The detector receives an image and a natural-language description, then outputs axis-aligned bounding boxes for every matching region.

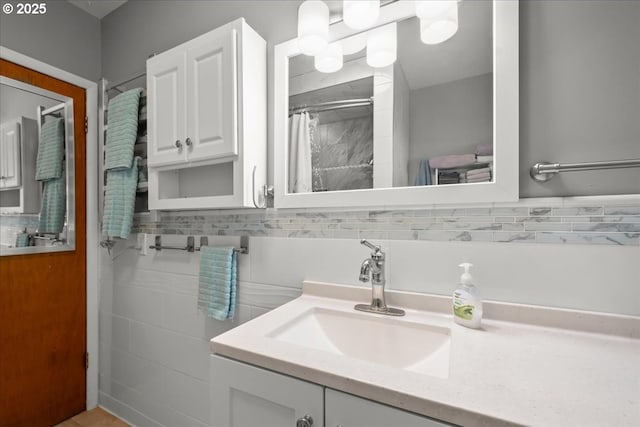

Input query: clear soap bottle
[453,263,483,329]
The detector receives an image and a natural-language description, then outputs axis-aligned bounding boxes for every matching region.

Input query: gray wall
[520,0,640,197]
[0,0,101,81]
[100,0,640,199]
[408,73,493,185]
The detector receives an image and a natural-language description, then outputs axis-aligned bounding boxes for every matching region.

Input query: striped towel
[38,170,66,234]
[35,117,64,181]
[105,88,143,170]
[466,167,492,177]
[102,157,139,239]
[198,246,237,321]
[15,232,31,247]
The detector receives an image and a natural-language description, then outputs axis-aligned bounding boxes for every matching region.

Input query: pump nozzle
[458,262,474,285]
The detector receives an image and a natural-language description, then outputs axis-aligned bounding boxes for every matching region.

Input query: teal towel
[35,117,64,181]
[38,170,66,234]
[414,159,432,186]
[198,246,237,321]
[105,88,143,170]
[102,157,139,239]
[15,232,31,247]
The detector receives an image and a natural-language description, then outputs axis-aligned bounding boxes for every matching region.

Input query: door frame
[0,46,100,410]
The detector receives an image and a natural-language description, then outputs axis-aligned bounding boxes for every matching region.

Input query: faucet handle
[360,239,381,254]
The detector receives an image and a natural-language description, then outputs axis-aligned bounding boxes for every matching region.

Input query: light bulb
[298,0,329,56]
[418,1,459,45]
[415,0,456,19]
[315,42,343,73]
[366,22,397,68]
[341,32,367,55]
[343,0,380,30]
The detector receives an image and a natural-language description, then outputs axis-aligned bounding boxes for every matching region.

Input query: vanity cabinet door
[147,49,186,167]
[326,388,454,427]
[211,355,324,427]
[0,121,21,189]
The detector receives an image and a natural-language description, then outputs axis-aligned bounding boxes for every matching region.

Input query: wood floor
[55,408,129,427]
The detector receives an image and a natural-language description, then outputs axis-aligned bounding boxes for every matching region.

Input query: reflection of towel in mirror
[466,172,491,183]
[466,167,491,177]
[414,159,432,186]
[198,246,237,321]
[38,169,66,234]
[429,154,475,169]
[105,88,143,170]
[15,232,31,247]
[35,117,64,181]
[102,157,139,239]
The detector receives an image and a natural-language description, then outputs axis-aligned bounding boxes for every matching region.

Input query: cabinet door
[185,28,238,163]
[147,50,186,167]
[0,121,21,189]
[211,355,324,427]
[326,388,453,427]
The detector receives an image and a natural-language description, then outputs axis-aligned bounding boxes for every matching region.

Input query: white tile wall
[99,231,639,426]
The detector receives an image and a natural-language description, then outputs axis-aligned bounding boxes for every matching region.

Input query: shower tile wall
[314,116,373,192]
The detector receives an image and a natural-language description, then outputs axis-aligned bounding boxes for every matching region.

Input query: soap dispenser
[453,263,483,329]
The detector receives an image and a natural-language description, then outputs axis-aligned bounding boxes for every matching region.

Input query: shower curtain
[288,112,312,193]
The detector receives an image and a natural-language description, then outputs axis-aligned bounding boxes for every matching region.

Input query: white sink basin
[268,307,451,378]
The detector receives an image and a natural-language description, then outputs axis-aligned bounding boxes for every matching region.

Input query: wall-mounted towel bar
[150,235,249,254]
[530,159,640,182]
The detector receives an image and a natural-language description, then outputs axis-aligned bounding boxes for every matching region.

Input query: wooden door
[0,59,87,427]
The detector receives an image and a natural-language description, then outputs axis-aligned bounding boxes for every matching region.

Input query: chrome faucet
[355,239,405,316]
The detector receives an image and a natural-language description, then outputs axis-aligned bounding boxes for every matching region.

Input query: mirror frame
[0,58,84,256]
[274,0,518,208]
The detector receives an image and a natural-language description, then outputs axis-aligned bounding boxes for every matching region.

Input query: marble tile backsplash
[133,202,640,246]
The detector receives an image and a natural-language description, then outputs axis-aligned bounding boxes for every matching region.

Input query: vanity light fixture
[315,41,344,73]
[366,22,397,68]
[298,0,463,73]
[298,0,330,56]
[343,0,380,30]
[416,0,460,45]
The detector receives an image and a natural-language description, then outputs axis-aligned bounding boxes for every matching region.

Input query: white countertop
[211,282,640,427]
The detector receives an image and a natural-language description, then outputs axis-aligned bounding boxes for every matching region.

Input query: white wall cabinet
[0,120,21,189]
[0,117,40,213]
[211,355,453,427]
[146,18,266,210]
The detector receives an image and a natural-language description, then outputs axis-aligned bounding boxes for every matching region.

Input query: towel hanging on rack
[197,246,237,321]
[104,88,144,170]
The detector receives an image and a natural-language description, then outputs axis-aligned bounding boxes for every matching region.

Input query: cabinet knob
[296,415,313,427]
[185,137,192,147]
[175,140,182,149]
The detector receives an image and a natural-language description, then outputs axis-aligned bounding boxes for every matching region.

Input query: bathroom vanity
[210,282,639,427]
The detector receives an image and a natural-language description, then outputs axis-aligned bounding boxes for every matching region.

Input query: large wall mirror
[0,61,79,255]
[274,0,518,208]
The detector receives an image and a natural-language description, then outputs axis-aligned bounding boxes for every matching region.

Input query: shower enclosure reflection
[0,76,75,254]
[287,1,493,194]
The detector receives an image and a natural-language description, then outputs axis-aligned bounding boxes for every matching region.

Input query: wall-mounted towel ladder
[149,235,249,254]
[530,159,640,182]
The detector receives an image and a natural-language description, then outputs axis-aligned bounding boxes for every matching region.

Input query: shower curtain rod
[289,98,373,115]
